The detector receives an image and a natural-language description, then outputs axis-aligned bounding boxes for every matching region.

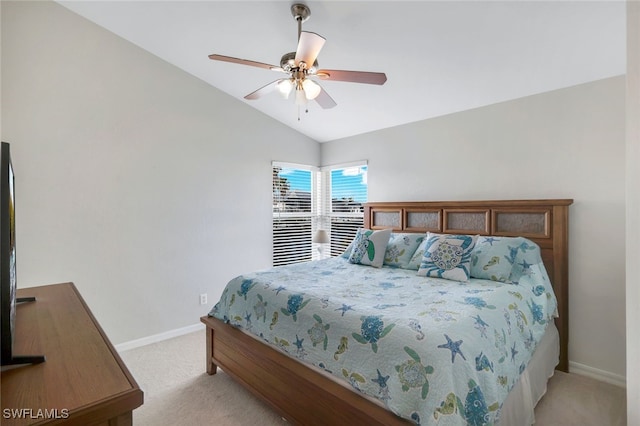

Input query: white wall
[1,1,319,344]
[626,1,639,422]
[322,76,627,382]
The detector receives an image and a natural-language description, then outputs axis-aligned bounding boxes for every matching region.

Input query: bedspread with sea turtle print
[209,254,557,425]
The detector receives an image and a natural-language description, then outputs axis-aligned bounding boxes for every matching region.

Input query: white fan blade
[244,80,285,100]
[314,87,337,109]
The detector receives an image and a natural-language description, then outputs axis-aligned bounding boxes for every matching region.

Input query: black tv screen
[0,142,17,365]
[1,142,44,366]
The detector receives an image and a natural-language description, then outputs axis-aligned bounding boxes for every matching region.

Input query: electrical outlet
[199,293,208,305]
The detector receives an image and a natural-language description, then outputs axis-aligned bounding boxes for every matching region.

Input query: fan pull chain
[296,106,310,121]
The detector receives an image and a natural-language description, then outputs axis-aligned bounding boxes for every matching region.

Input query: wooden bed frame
[201,199,573,425]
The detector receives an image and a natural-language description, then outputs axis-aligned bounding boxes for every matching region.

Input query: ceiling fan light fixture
[295,86,307,106]
[277,79,294,99]
[302,79,321,100]
[208,3,385,114]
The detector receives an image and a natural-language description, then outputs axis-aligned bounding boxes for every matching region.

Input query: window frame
[272,160,367,266]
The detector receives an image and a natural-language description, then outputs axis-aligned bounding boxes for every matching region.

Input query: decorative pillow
[383,233,425,268]
[417,233,477,281]
[405,237,431,270]
[507,238,542,283]
[340,239,355,259]
[348,228,392,268]
[470,236,531,282]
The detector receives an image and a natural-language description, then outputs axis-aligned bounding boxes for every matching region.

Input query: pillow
[348,228,392,268]
[340,239,355,259]
[405,237,431,270]
[470,236,530,282]
[507,238,542,283]
[417,233,477,281]
[383,233,425,268]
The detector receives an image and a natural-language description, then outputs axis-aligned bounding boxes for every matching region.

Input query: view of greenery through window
[272,164,367,266]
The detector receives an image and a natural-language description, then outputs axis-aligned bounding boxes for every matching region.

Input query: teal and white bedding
[209,253,557,425]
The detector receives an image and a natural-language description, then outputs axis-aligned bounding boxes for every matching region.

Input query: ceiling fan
[208,3,387,114]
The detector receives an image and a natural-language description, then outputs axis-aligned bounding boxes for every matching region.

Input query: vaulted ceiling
[57,1,626,142]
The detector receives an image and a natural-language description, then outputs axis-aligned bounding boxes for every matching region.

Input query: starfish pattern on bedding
[481,237,499,246]
[438,334,466,363]
[372,369,390,388]
[511,342,519,362]
[335,304,354,316]
[518,259,532,271]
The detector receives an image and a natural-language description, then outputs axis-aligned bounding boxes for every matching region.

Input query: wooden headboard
[364,199,573,372]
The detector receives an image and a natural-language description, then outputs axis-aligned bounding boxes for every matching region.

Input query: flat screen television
[0,142,45,366]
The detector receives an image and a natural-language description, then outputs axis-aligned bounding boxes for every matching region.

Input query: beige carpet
[119,330,626,426]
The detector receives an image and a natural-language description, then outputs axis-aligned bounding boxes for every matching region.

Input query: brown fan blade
[316,69,387,85]
[314,87,337,109]
[294,32,326,69]
[209,54,283,72]
[244,80,285,100]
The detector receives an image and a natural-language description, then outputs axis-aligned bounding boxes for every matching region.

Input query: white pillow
[348,228,392,268]
[470,236,536,282]
[384,233,426,268]
[406,237,430,270]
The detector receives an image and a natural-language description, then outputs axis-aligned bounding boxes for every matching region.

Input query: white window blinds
[322,163,368,257]
[272,163,316,266]
[272,161,367,266]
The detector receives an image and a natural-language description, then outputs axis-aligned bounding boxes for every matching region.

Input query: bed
[201,199,572,425]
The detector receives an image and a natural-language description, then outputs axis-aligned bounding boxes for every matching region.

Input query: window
[272,163,316,266]
[272,161,367,266]
[322,163,368,257]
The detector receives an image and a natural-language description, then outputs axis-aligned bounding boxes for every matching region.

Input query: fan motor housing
[280,52,318,74]
[280,52,296,71]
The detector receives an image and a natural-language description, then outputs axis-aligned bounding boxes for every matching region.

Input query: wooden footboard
[200,315,411,426]
[205,318,217,375]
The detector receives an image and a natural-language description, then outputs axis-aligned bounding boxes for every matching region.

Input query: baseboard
[569,361,626,388]
[115,323,204,352]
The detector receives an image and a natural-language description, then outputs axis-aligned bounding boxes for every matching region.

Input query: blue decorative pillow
[340,239,354,259]
[417,233,477,281]
[508,238,542,283]
[470,236,533,282]
[348,228,392,268]
[405,238,431,270]
[383,233,425,268]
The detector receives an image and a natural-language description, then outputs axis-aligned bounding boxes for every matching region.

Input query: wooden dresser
[1,282,143,425]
